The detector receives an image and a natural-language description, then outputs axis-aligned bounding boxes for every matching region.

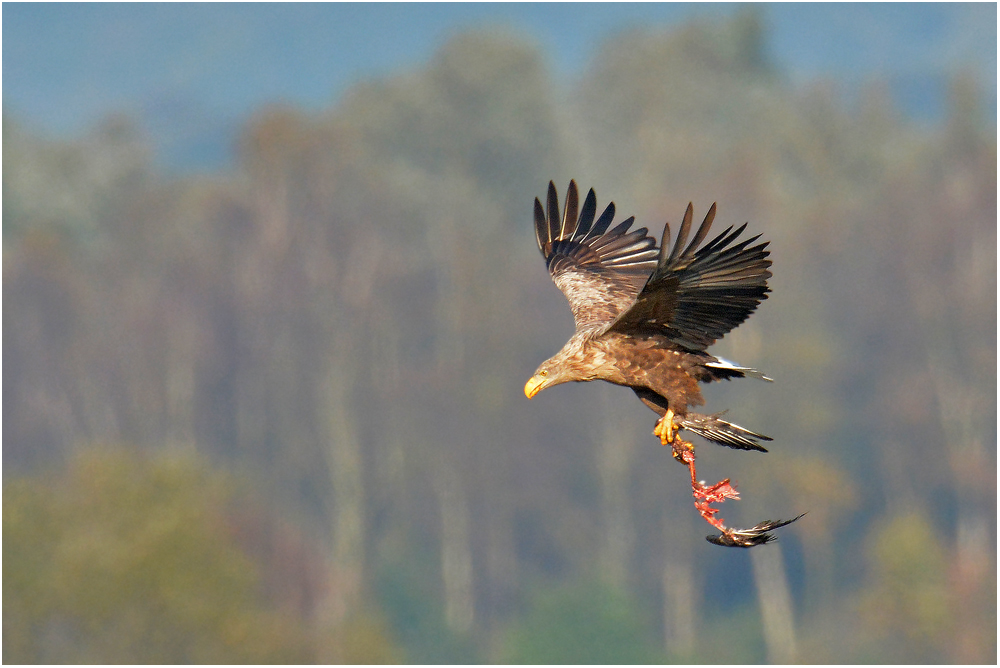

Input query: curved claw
[654,408,679,445]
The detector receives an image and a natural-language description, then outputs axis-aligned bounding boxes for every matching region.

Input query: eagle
[525,181,801,547]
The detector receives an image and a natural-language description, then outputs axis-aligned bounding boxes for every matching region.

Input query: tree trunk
[661,509,696,657]
[751,544,797,664]
[435,460,475,634]
[597,385,635,588]
[320,356,366,625]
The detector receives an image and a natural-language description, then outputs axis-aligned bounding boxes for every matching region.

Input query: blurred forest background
[4,9,996,664]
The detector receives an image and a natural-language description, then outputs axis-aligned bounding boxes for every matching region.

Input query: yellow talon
[655,408,676,445]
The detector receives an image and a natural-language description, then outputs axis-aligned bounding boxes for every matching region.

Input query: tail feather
[680,412,771,452]
[705,356,773,382]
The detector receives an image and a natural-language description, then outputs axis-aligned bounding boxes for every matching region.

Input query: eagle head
[524,364,559,398]
[524,339,593,399]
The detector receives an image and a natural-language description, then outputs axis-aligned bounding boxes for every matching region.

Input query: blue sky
[4,3,995,169]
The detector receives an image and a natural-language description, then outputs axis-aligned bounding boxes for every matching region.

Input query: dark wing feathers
[533,198,547,251]
[665,202,694,265]
[535,181,658,334]
[608,202,771,350]
[589,200,618,238]
[535,182,770,347]
[546,182,561,242]
[683,202,716,258]
[572,188,598,241]
[561,180,578,239]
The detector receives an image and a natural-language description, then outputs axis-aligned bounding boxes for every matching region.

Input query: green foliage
[325,607,407,664]
[373,557,479,664]
[857,512,952,662]
[501,579,666,664]
[2,113,150,245]
[692,603,768,664]
[2,448,310,663]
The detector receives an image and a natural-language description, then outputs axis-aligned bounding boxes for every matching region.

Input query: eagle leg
[654,408,680,445]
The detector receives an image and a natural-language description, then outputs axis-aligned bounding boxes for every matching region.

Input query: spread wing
[606,202,771,350]
[535,181,658,335]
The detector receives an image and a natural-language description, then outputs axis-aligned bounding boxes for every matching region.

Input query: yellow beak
[524,374,546,399]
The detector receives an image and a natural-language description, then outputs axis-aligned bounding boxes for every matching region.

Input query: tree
[501,578,666,664]
[3,448,311,663]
